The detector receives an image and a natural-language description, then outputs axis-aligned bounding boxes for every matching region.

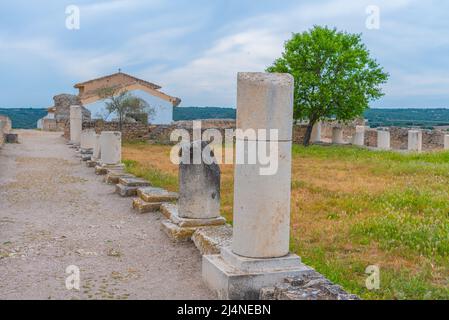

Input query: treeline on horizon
[2,107,449,129]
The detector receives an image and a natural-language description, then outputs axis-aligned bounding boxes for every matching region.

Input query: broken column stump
[160,140,226,242]
[5,133,19,143]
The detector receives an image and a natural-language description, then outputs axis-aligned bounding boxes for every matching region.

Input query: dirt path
[0,130,214,300]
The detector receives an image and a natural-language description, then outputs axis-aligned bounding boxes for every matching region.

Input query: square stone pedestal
[161,203,226,242]
[202,247,313,300]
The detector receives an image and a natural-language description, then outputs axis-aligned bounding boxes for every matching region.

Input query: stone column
[178,141,221,219]
[444,135,449,150]
[332,127,344,144]
[310,121,321,143]
[408,130,422,152]
[377,129,390,150]
[352,125,365,146]
[232,72,293,258]
[80,129,96,150]
[202,72,311,300]
[69,105,82,145]
[100,131,121,165]
[92,133,101,160]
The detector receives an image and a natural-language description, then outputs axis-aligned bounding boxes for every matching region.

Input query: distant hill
[0,108,47,129]
[364,108,449,129]
[173,106,236,121]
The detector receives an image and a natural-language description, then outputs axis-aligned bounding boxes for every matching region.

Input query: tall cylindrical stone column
[408,130,422,152]
[332,127,344,144]
[444,135,449,150]
[377,130,390,150]
[352,126,365,146]
[80,129,96,150]
[100,131,121,165]
[311,122,321,143]
[232,72,293,259]
[92,133,101,160]
[70,105,82,144]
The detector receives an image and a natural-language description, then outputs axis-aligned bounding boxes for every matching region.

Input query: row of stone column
[69,105,122,165]
[312,121,449,152]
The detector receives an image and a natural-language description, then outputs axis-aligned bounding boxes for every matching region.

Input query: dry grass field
[123,142,449,300]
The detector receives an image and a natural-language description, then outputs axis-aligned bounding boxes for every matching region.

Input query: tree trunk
[303,120,315,146]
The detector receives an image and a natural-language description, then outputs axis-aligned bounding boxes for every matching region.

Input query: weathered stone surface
[104,172,134,185]
[178,140,221,219]
[115,184,139,197]
[160,203,225,228]
[86,160,98,168]
[260,271,360,300]
[132,198,162,213]
[81,154,91,161]
[70,106,82,144]
[203,248,313,300]
[161,220,196,242]
[352,125,365,146]
[94,165,108,175]
[377,129,390,150]
[445,135,449,150]
[310,122,321,143]
[137,187,178,203]
[192,225,232,255]
[100,131,121,165]
[118,177,151,187]
[332,127,344,144]
[5,133,19,143]
[408,130,422,152]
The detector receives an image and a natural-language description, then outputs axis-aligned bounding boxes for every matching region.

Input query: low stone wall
[364,127,446,150]
[42,118,59,131]
[82,120,149,141]
[149,119,236,144]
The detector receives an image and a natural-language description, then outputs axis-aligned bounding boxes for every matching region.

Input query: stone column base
[202,247,313,300]
[161,203,226,242]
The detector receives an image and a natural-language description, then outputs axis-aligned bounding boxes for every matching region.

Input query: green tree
[96,87,155,131]
[267,26,389,146]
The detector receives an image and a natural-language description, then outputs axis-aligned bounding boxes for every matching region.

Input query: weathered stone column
[179,141,221,219]
[377,129,390,150]
[311,121,321,143]
[100,131,121,165]
[202,72,311,300]
[160,141,225,241]
[232,72,293,258]
[444,135,449,150]
[69,105,82,145]
[352,125,365,146]
[332,127,344,144]
[92,133,101,160]
[80,129,96,150]
[408,130,422,152]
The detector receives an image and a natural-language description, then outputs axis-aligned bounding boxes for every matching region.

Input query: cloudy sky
[1,0,448,109]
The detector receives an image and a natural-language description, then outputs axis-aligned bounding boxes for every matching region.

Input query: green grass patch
[123,158,178,191]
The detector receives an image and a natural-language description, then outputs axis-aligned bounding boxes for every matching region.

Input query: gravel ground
[0,130,214,300]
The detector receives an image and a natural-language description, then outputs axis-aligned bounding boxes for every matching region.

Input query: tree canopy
[267,26,389,145]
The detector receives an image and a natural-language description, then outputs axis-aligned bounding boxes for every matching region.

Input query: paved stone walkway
[0,130,214,299]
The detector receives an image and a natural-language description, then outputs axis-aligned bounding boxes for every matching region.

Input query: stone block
[137,187,178,203]
[104,172,134,185]
[5,134,19,143]
[192,225,233,255]
[95,165,108,175]
[86,160,98,168]
[160,203,225,228]
[161,220,196,242]
[132,198,162,213]
[115,184,139,197]
[118,177,151,187]
[259,271,359,300]
[202,247,313,300]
